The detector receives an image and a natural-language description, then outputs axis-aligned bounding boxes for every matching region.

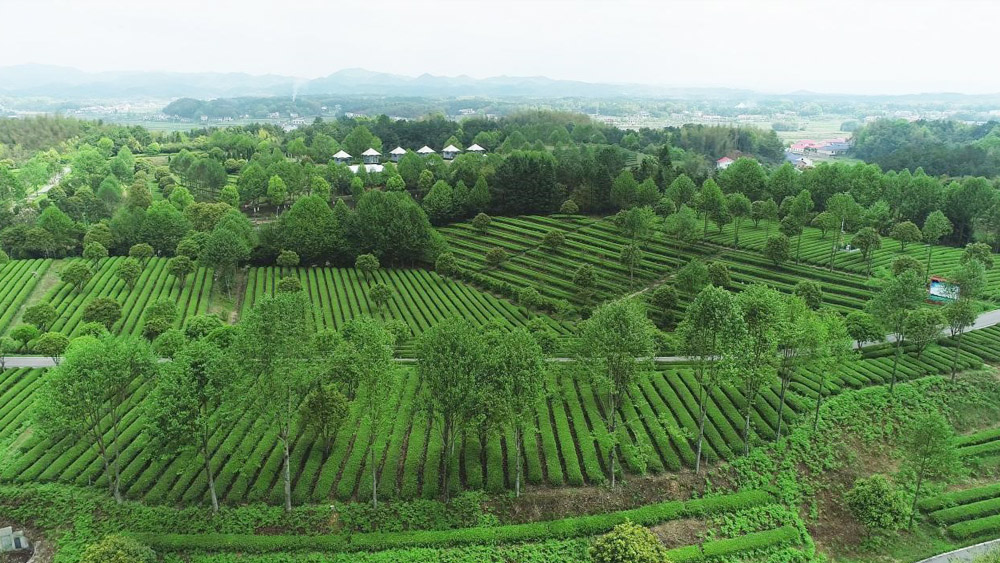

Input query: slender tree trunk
[813,373,826,432]
[889,340,901,394]
[925,244,934,284]
[514,426,523,497]
[608,412,618,488]
[951,330,963,382]
[908,462,927,529]
[371,436,378,508]
[111,412,123,504]
[281,426,292,512]
[829,231,840,271]
[743,384,753,456]
[95,436,115,499]
[202,425,219,512]
[695,384,708,474]
[776,373,789,442]
[442,420,452,501]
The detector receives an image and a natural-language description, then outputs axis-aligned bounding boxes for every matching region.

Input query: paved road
[4,308,999,370]
[916,538,1000,563]
[28,166,69,202]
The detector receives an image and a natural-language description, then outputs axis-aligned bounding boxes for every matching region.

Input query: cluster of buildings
[782,137,853,169]
[333,143,486,174]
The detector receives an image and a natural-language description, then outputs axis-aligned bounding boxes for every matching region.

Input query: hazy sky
[1,0,996,95]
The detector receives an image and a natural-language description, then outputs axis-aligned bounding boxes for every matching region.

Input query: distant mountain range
[0,64,757,100]
[2,64,999,103]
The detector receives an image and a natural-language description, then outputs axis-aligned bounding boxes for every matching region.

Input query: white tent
[466,143,485,153]
[417,146,436,155]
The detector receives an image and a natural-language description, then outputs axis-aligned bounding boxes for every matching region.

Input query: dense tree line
[853,118,1000,177]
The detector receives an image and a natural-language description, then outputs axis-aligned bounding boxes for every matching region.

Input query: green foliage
[763,234,791,266]
[589,520,671,563]
[82,297,122,330]
[846,474,909,535]
[81,534,156,563]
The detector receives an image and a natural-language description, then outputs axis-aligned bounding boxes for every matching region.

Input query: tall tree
[733,284,782,454]
[867,270,925,393]
[813,311,853,431]
[678,285,740,472]
[417,318,485,501]
[485,327,544,496]
[577,300,656,486]
[340,317,396,507]
[726,192,751,246]
[235,291,314,511]
[825,192,860,271]
[146,341,237,512]
[922,210,953,282]
[902,412,959,529]
[37,336,156,503]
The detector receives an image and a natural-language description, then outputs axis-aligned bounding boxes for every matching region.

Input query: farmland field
[0,330,988,505]
[242,266,574,353]
[439,215,876,314]
[0,258,51,334]
[921,481,1000,541]
[38,257,215,337]
[703,220,1000,294]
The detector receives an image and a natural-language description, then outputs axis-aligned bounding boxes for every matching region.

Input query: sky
[0,0,997,95]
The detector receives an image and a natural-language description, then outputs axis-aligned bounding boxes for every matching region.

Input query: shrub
[846,474,908,535]
[542,230,566,251]
[485,247,508,269]
[277,276,303,293]
[22,303,57,331]
[793,280,823,309]
[82,297,122,330]
[560,199,579,214]
[471,213,492,234]
[707,262,730,288]
[152,329,187,358]
[184,314,224,340]
[81,534,156,563]
[589,520,671,563]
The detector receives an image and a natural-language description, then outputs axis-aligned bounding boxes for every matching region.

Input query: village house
[466,143,486,155]
[442,144,461,160]
[389,146,407,162]
[716,156,734,170]
[417,145,436,157]
[333,150,352,165]
[362,148,382,164]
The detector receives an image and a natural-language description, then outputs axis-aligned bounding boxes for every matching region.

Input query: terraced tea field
[704,220,1000,293]
[921,482,1000,541]
[37,257,215,337]
[242,266,573,353]
[439,215,876,314]
[0,258,51,333]
[1,328,990,506]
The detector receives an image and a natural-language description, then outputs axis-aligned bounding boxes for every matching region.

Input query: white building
[389,146,407,162]
[716,156,734,170]
[442,144,461,160]
[333,150,352,165]
[466,143,486,155]
[417,146,436,157]
[349,164,384,174]
[362,148,382,165]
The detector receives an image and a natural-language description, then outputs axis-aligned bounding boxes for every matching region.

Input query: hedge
[136,490,773,553]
